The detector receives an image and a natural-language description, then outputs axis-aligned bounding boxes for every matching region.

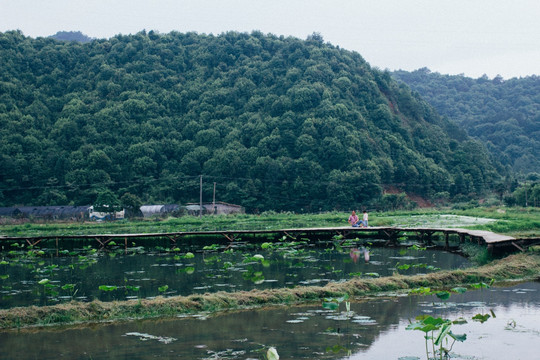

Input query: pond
[1,281,538,359]
[0,240,470,308]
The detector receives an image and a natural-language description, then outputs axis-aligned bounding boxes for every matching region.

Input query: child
[361,210,369,227]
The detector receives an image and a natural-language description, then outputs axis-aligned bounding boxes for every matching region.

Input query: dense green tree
[510,183,540,207]
[93,188,121,209]
[0,30,505,211]
[392,68,539,176]
[120,192,143,218]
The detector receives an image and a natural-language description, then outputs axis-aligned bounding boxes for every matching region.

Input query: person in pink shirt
[348,210,359,227]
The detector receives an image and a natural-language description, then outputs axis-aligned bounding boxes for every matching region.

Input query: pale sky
[1,0,539,79]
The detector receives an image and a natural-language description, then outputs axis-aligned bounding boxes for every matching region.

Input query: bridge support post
[382,229,399,246]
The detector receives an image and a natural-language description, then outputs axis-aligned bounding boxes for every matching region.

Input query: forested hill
[49,31,94,43]
[392,68,540,176]
[0,30,502,212]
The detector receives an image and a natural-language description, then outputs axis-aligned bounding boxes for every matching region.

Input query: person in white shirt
[361,210,368,227]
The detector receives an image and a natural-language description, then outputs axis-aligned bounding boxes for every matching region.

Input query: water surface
[1,282,538,359]
[1,243,469,308]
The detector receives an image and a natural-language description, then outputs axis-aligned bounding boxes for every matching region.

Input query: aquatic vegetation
[435,291,451,300]
[472,313,492,323]
[470,279,495,289]
[242,267,265,284]
[410,286,431,295]
[322,294,349,311]
[244,254,265,263]
[266,347,279,360]
[203,244,221,251]
[99,285,118,291]
[0,241,474,309]
[0,252,538,329]
[222,261,234,270]
[396,261,441,274]
[125,285,140,292]
[405,278,503,359]
[451,286,467,294]
[61,283,75,291]
[365,272,379,277]
[406,315,467,360]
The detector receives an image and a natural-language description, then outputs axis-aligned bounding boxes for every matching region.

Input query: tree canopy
[0,30,503,212]
[392,68,540,176]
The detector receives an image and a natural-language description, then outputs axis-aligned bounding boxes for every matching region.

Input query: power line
[0,172,512,194]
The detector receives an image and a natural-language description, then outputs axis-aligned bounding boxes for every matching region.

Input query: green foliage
[460,243,493,265]
[508,182,540,207]
[0,31,502,211]
[266,347,279,360]
[407,315,467,360]
[120,192,143,218]
[99,285,118,291]
[392,68,539,176]
[94,189,122,213]
[472,313,491,323]
[322,294,349,311]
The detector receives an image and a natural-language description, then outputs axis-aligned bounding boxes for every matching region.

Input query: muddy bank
[1,253,539,330]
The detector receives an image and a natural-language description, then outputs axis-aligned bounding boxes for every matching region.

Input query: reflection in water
[1,282,538,360]
[349,247,370,264]
[0,246,470,308]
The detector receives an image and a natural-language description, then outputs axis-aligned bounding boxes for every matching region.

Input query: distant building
[87,206,125,221]
[185,201,245,216]
[140,204,182,218]
[0,206,90,220]
[0,201,244,220]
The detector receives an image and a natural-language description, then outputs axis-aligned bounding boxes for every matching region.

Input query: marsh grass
[460,243,493,266]
[1,252,538,330]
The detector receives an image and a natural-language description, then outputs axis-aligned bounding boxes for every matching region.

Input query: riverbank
[2,252,538,330]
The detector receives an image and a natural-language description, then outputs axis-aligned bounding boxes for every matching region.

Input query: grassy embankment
[1,207,538,238]
[1,252,538,330]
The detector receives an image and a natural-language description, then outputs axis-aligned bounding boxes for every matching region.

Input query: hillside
[0,30,502,212]
[49,31,94,43]
[392,68,540,176]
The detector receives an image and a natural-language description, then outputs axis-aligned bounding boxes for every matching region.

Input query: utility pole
[199,175,203,218]
[213,182,216,215]
[525,181,528,207]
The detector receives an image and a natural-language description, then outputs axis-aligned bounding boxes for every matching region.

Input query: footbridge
[1,226,538,254]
